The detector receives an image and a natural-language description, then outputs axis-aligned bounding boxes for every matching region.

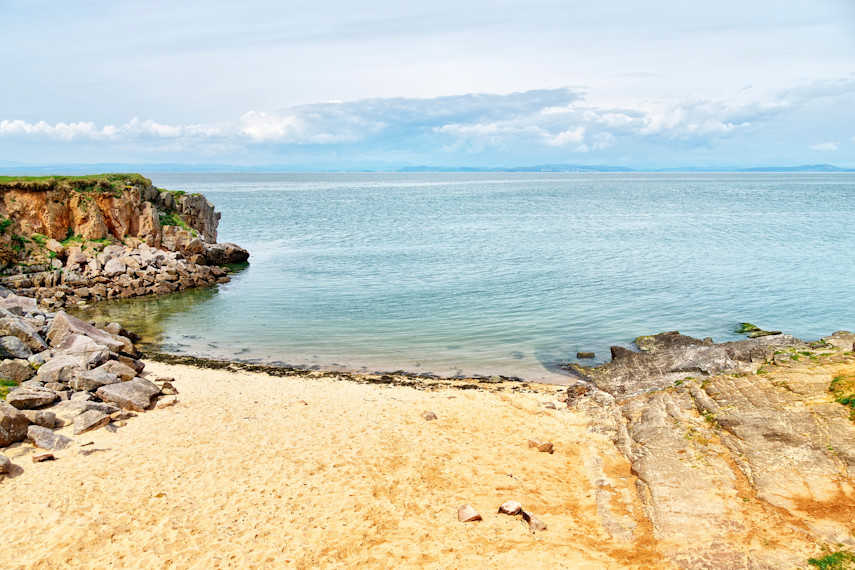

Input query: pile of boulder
[4,239,244,308]
[0,290,174,463]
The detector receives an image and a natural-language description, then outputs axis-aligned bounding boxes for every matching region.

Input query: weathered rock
[73,410,111,435]
[36,355,84,383]
[46,311,124,352]
[69,368,120,392]
[70,391,94,402]
[22,410,56,428]
[0,294,38,314]
[822,331,855,351]
[0,335,33,359]
[735,322,783,338]
[635,331,715,352]
[522,510,547,532]
[576,351,596,359]
[94,360,139,382]
[155,395,178,408]
[109,410,136,422]
[527,439,554,453]
[49,400,119,426]
[204,242,249,265]
[421,411,438,421]
[6,386,56,409]
[567,332,804,398]
[44,382,68,393]
[0,453,10,474]
[28,425,72,450]
[53,334,110,367]
[158,381,178,395]
[0,316,48,352]
[103,258,127,277]
[498,501,523,515]
[458,505,482,522]
[96,377,160,411]
[0,359,35,382]
[45,239,65,257]
[32,453,55,463]
[0,401,29,446]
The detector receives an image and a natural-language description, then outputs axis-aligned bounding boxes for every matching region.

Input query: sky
[1,0,854,169]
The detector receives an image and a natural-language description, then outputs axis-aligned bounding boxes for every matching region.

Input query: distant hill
[0,162,852,174]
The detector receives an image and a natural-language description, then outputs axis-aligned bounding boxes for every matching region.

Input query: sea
[80,172,855,384]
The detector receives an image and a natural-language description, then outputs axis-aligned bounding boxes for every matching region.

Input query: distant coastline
[0,163,853,174]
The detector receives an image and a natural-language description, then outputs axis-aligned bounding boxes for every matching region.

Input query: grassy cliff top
[0,173,151,192]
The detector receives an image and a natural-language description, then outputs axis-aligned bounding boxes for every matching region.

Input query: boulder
[53,334,110,367]
[46,311,124,352]
[0,359,35,382]
[0,336,33,359]
[73,410,110,435]
[45,239,65,257]
[1,295,38,315]
[6,386,56,409]
[822,331,855,352]
[36,355,84,384]
[69,369,120,392]
[103,258,128,277]
[92,361,137,383]
[0,401,29,446]
[70,391,94,402]
[204,242,249,265]
[0,316,48,352]
[22,410,56,429]
[96,378,160,412]
[28,425,72,450]
[457,505,482,522]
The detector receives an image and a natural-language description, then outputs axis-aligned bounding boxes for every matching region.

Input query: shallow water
[80,172,855,383]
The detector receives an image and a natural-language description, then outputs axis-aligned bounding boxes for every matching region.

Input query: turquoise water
[124,172,853,383]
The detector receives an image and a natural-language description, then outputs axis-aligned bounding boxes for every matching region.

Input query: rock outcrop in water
[0,174,248,307]
[564,330,855,568]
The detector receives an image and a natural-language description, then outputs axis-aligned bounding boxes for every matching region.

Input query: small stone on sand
[458,504,482,522]
[498,501,523,515]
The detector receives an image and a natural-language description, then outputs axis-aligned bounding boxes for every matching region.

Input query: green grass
[808,550,855,569]
[159,211,191,231]
[0,218,12,235]
[60,233,85,248]
[830,375,855,421]
[0,174,150,198]
[0,378,17,399]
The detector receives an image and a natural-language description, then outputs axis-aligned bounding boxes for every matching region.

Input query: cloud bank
[1,77,853,167]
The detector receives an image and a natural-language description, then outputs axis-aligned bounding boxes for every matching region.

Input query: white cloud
[810,141,839,151]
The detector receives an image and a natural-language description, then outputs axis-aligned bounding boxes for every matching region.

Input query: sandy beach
[0,361,670,569]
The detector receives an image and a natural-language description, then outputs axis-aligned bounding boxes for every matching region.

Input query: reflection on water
[69,285,222,347]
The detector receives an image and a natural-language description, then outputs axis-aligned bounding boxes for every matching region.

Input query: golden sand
[0,362,669,569]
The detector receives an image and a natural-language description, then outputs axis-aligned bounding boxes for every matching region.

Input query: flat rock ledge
[562,329,855,569]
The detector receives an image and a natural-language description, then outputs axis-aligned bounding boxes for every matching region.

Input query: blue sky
[1,0,853,169]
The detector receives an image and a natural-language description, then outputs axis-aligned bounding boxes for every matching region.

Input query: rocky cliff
[564,330,855,568]
[0,174,248,307]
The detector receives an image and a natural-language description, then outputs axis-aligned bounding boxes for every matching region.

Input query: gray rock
[0,453,10,474]
[498,501,523,515]
[103,258,127,277]
[48,400,120,426]
[0,294,38,314]
[96,378,160,411]
[53,334,110,367]
[0,359,35,382]
[73,410,110,435]
[822,331,855,351]
[27,351,48,367]
[0,316,48,352]
[22,410,56,429]
[6,386,57,409]
[35,355,84,384]
[69,368,120,392]
[43,382,69,392]
[457,505,482,522]
[0,401,29,446]
[0,336,33,359]
[46,311,124,353]
[70,391,94,401]
[20,379,45,389]
[28,425,72,450]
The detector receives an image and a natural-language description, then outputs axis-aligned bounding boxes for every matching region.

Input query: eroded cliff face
[565,331,855,569]
[0,175,219,251]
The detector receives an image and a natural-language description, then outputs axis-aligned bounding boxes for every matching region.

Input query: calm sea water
[84,173,855,383]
